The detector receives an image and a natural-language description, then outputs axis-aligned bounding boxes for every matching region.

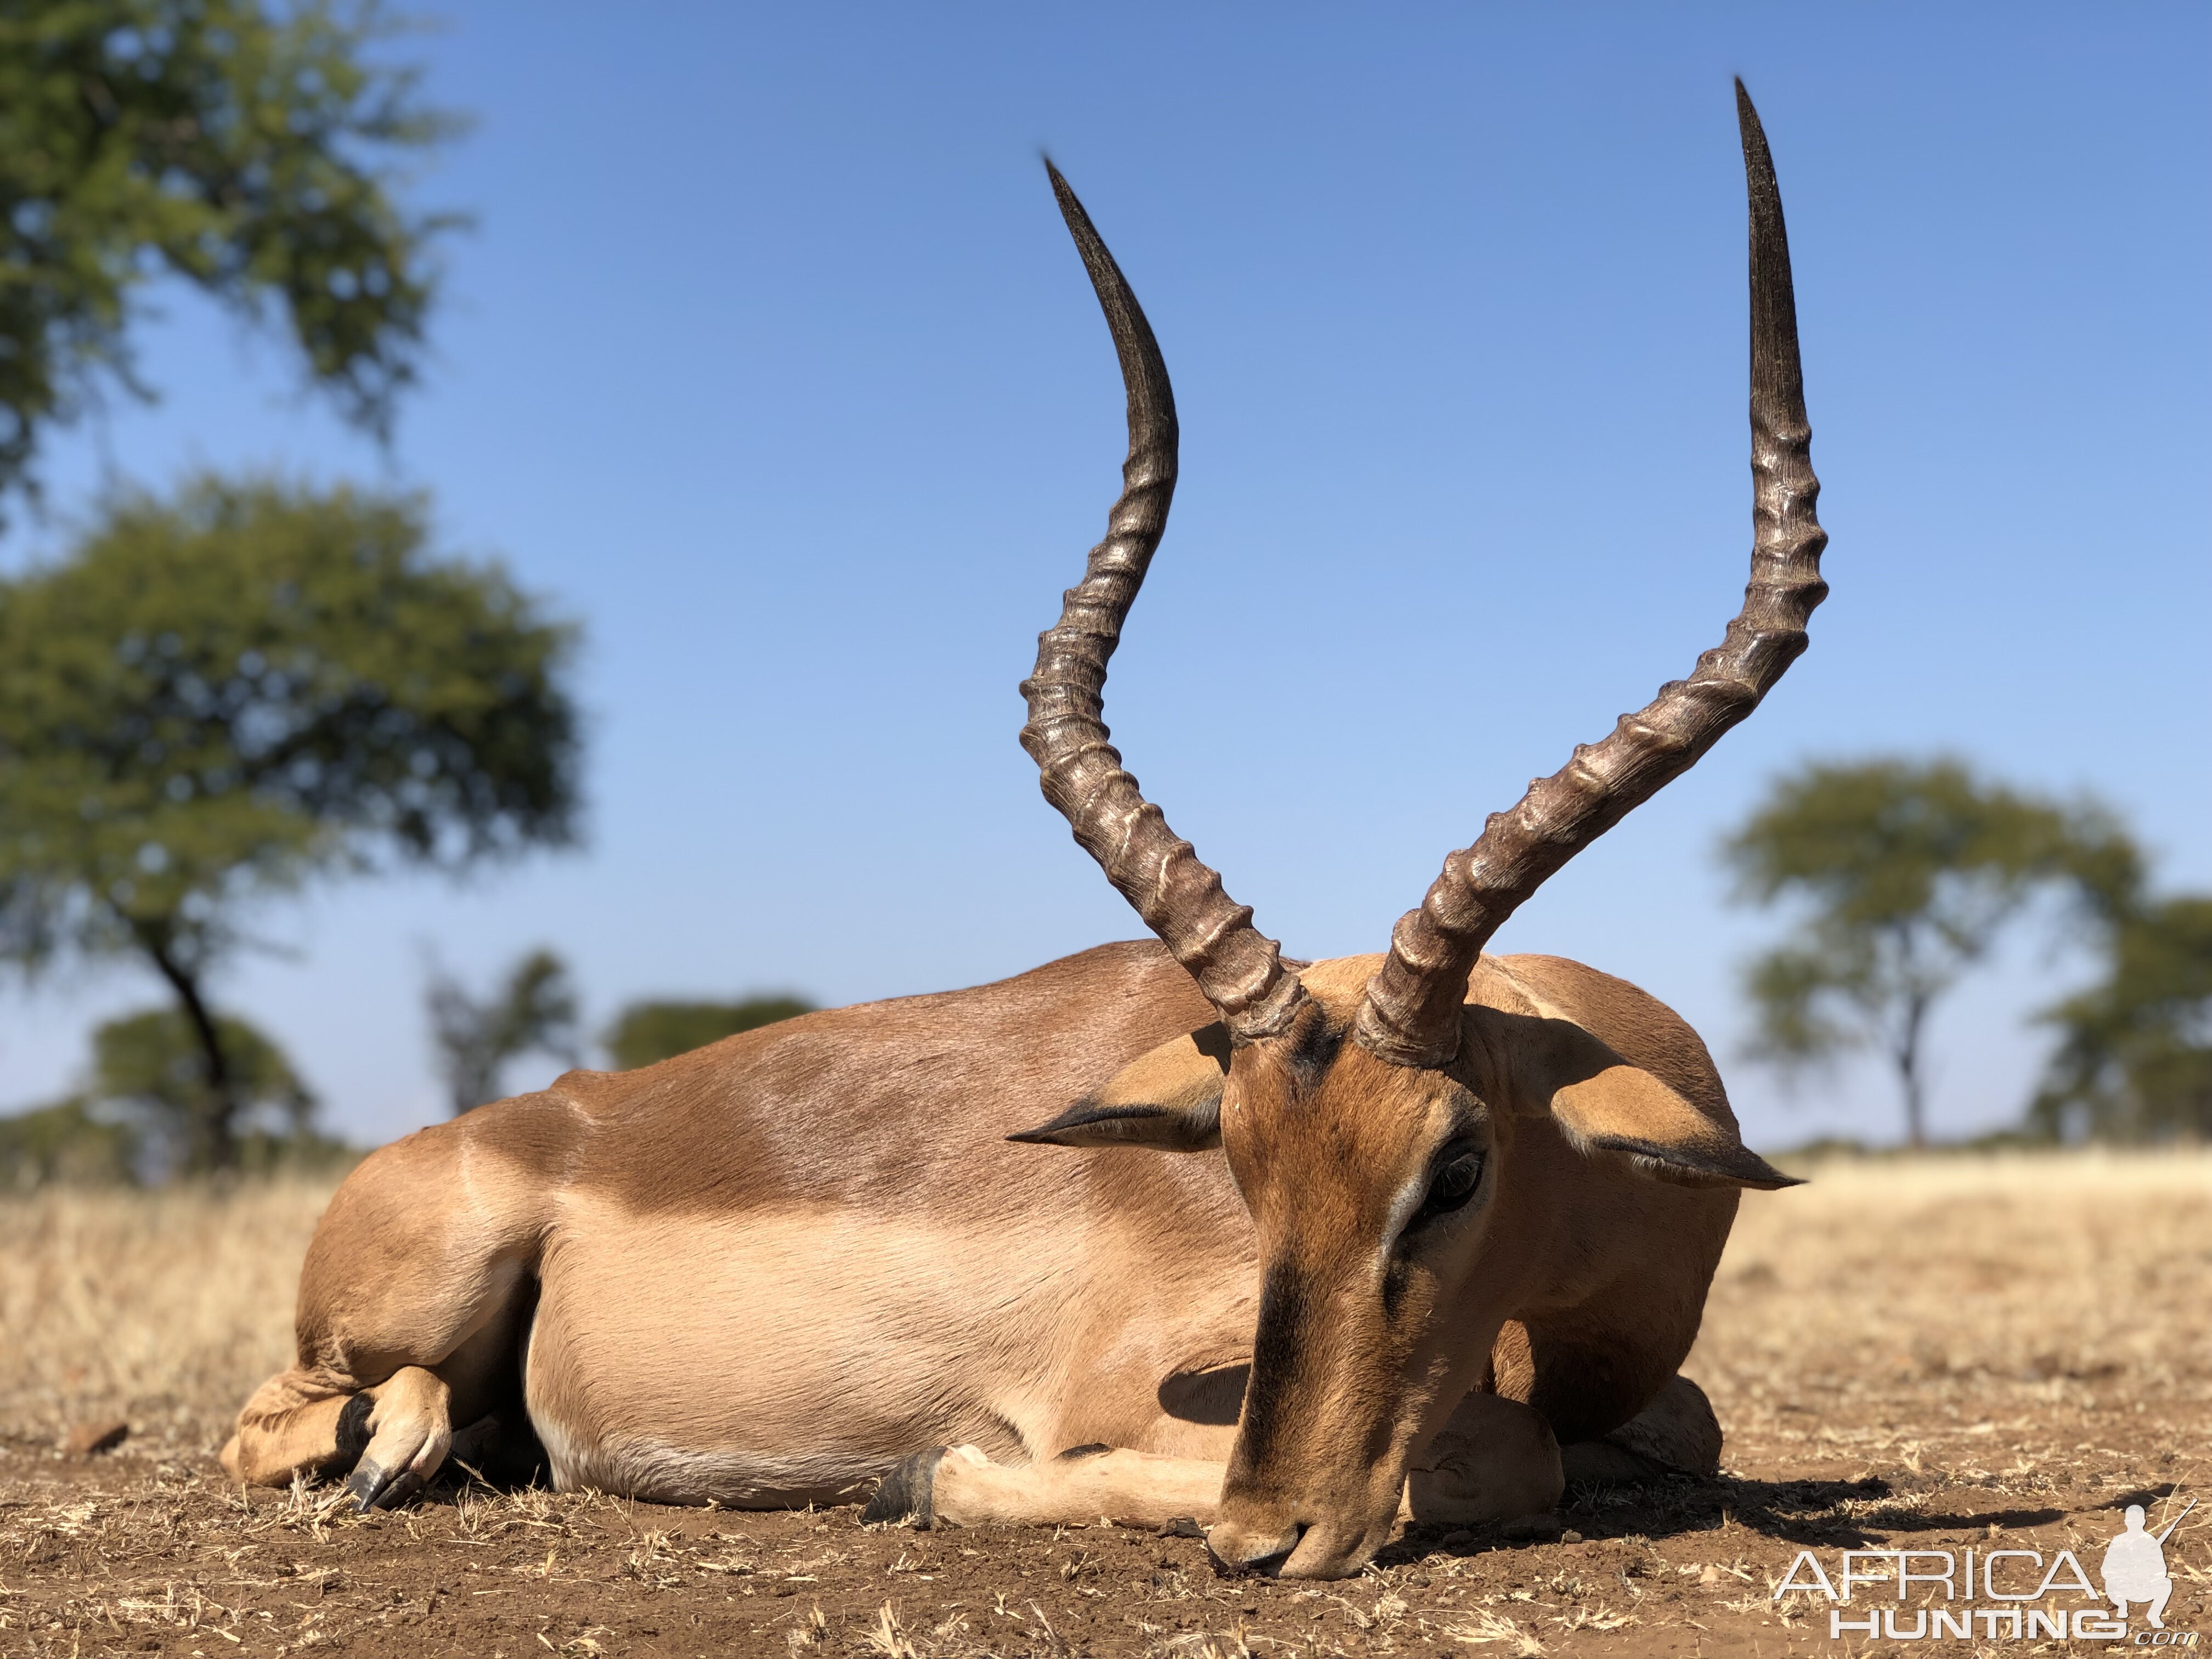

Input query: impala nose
[1205,1517,1305,1576]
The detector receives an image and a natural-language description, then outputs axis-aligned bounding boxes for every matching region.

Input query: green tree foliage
[0,1097,139,1188]
[1722,758,2139,1146]
[603,996,814,1071]
[0,0,458,501]
[0,475,581,1166]
[88,1002,318,1171]
[2032,896,2212,1142]
[0,1002,341,1185]
[426,946,580,1114]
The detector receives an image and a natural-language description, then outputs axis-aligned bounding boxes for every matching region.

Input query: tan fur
[228,940,1775,1577]
[225,99,1814,1577]
[932,1386,1567,1531]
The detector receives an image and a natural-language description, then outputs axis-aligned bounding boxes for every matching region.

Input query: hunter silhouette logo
[2107,1500,2194,1630]
[1771,1493,2199,1644]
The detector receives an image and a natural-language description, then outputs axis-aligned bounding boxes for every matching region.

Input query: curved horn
[1019,162,1307,1044]
[1354,82,1830,1069]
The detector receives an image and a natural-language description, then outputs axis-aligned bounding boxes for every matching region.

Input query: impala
[225,82,1824,1581]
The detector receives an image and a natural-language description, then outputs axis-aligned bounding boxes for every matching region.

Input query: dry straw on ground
[2,1151,2208,1656]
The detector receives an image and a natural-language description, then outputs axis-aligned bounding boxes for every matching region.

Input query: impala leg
[225,1339,538,1508]
[1558,1373,1723,1487]
[443,1402,549,1487]
[342,1367,454,1510]
[222,1363,458,1509]
[1402,1391,1564,1527]
[222,1286,523,1505]
[871,1395,1566,1535]
[867,1443,1227,1530]
[222,1367,373,1488]
[866,1390,1571,1535]
[222,1112,552,1503]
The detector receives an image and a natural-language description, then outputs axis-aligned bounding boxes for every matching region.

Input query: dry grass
[2,1153,2208,1656]
[0,1179,331,1454]
[1701,1149,2212,1399]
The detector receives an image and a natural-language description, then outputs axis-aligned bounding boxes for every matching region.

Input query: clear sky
[2,2,2205,1153]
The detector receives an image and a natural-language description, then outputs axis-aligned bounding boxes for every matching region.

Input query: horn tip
[1733,78,1767,144]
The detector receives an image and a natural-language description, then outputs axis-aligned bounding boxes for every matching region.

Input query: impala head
[1011,83,1825,1579]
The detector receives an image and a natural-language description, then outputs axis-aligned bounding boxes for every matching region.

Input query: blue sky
[2,2,2205,1152]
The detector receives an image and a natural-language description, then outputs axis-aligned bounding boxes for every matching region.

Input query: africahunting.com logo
[1772,1497,2198,1644]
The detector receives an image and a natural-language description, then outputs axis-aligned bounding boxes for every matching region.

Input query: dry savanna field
[2,1153,2207,1658]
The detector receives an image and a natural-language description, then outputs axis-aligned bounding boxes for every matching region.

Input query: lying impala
[226,83,1824,1580]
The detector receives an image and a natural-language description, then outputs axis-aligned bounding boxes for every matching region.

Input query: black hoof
[343,1458,391,1511]
[343,1459,422,1513]
[861,1448,944,1527]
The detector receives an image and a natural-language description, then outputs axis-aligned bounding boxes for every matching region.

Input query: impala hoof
[344,1458,393,1511]
[861,1448,945,1527]
[344,1454,426,1512]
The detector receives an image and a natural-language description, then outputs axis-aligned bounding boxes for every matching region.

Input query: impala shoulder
[443,1082,601,1183]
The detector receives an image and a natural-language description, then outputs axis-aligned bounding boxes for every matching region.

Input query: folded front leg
[865,1390,1564,1537]
[1402,1390,1564,1526]
[342,1366,455,1510]
[865,1442,1225,1530]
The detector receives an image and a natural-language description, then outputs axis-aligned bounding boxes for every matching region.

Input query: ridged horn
[1019,162,1307,1044]
[1353,81,1830,1068]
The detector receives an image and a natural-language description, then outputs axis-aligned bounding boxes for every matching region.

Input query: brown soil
[3,1153,2207,1657]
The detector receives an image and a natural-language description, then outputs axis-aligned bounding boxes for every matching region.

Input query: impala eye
[1415,1148,1485,1224]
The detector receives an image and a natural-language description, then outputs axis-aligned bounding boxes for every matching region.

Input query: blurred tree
[88,1003,314,1172]
[0,1096,140,1188]
[0,1002,348,1183]
[1722,758,2139,1147]
[2032,895,2212,1142]
[0,475,581,1167]
[426,946,580,1114]
[603,996,814,1071]
[0,0,459,506]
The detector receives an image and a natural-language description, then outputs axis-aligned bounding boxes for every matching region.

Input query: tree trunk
[140,933,239,1172]
[1894,991,1930,1150]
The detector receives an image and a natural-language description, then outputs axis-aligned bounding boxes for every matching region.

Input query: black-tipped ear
[1575,1132,1802,1192]
[1493,1009,1803,1192]
[1013,1022,1232,1153]
[1008,1095,1221,1153]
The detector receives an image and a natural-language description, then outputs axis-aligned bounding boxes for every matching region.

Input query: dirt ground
[2,1152,2207,1657]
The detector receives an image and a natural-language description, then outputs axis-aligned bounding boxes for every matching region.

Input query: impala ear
[1008,1023,1231,1153]
[1548,1064,1799,1190]
[1504,1015,1798,1191]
